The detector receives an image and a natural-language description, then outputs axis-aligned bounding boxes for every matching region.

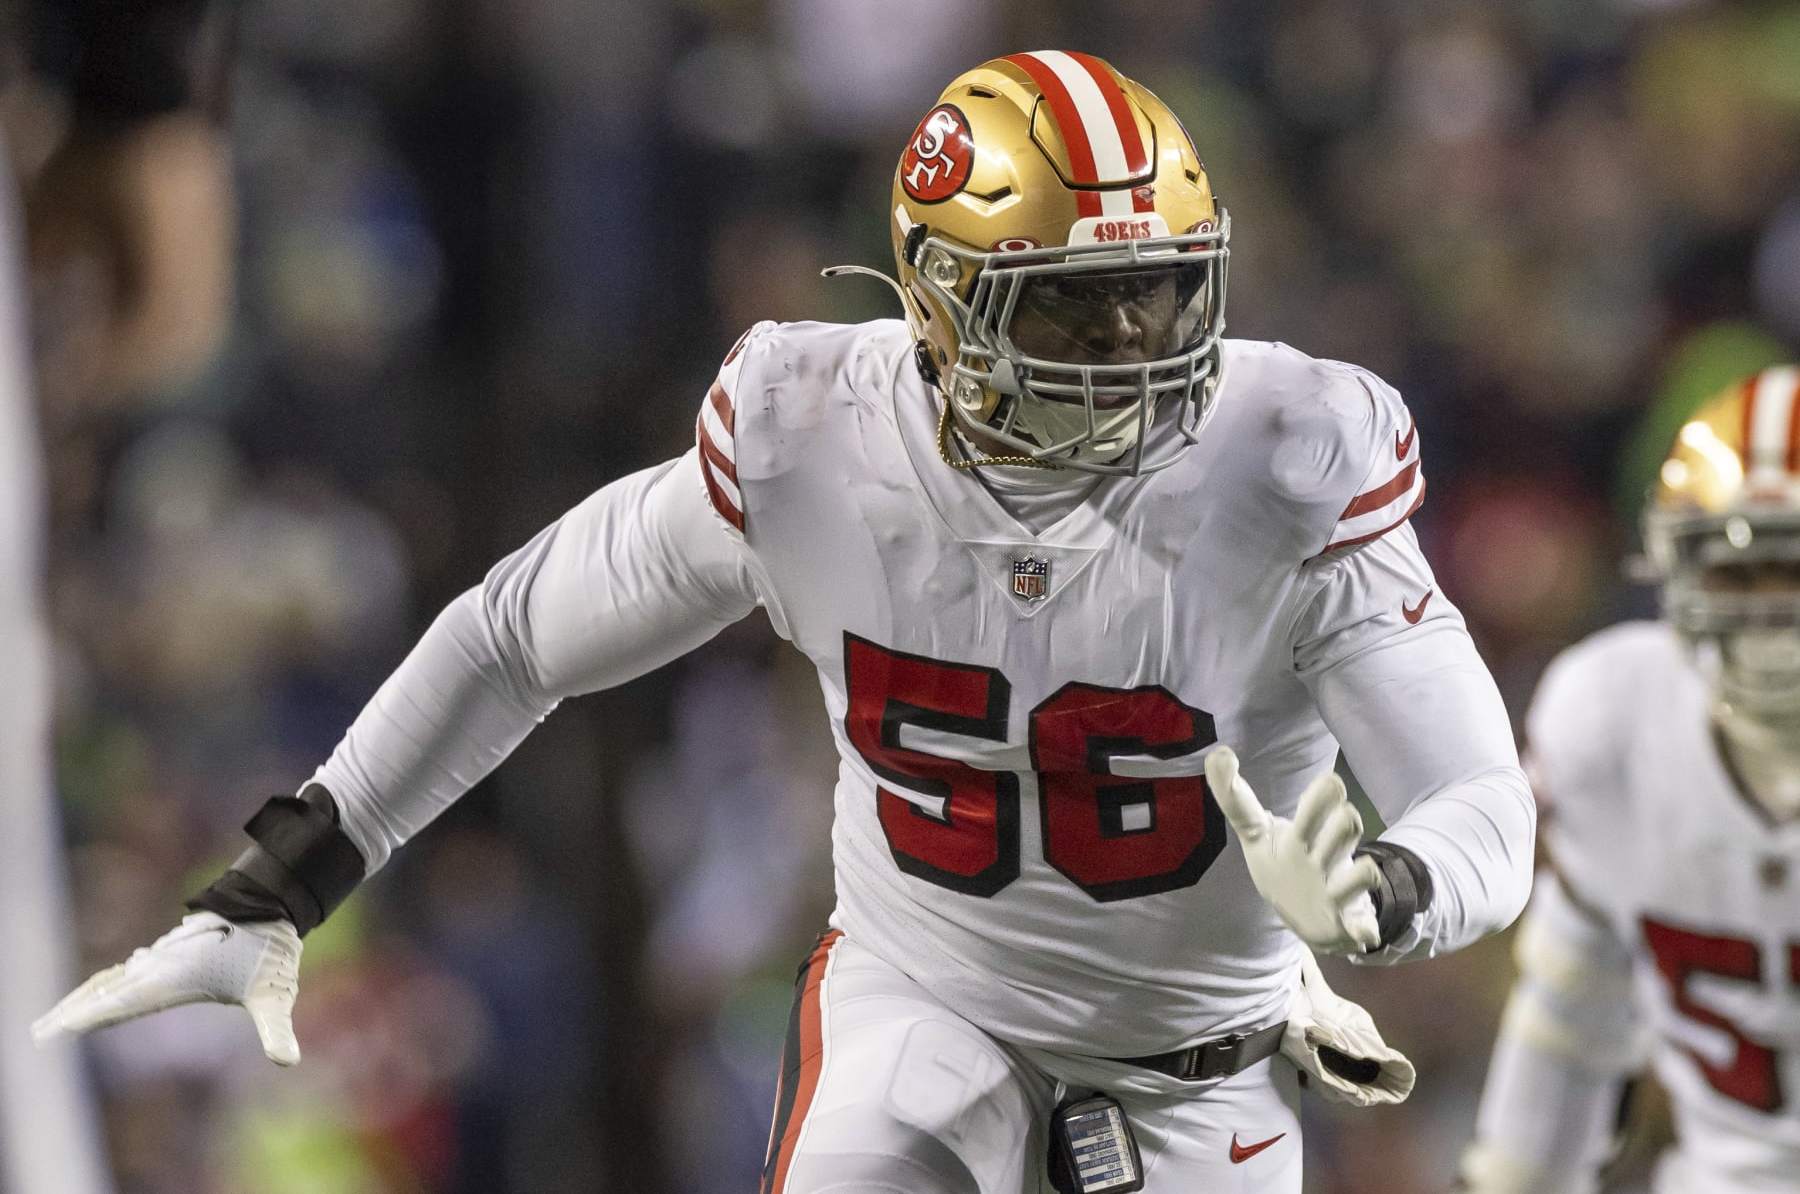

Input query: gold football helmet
[1645,366,1800,721]
[887,52,1228,475]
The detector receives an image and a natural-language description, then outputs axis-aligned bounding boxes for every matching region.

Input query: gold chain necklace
[936,402,1058,471]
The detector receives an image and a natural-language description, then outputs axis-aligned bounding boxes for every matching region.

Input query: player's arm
[1458,871,1645,1194]
[1292,527,1536,961]
[34,447,762,1062]
[1211,362,1528,959]
[306,449,761,874]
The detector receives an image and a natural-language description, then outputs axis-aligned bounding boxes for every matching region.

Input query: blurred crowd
[10,0,1800,1190]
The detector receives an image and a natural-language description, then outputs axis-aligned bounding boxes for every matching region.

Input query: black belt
[1109,1020,1287,1082]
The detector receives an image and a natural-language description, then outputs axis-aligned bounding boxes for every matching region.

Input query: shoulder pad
[1310,361,1424,557]
[694,320,908,541]
[695,321,777,537]
[1218,344,1424,562]
[1525,621,1673,821]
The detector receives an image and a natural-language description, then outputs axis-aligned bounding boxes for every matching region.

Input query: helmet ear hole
[913,341,941,387]
[903,222,928,267]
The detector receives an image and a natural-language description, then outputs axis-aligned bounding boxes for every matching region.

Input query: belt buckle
[1197,1031,1249,1081]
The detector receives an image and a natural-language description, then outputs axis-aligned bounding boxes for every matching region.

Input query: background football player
[35,53,1535,1192]
[1458,367,1800,1194]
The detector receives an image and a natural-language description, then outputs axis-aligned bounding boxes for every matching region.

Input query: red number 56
[842,633,1225,903]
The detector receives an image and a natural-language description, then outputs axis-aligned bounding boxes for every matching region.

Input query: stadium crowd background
[12,0,1800,1190]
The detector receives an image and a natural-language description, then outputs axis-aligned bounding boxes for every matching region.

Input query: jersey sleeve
[694,321,778,542]
[1292,528,1536,960]
[312,450,761,872]
[1312,363,1426,558]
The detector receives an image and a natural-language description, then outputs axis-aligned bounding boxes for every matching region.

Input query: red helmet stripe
[1746,366,1800,479]
[1066,51,1151,185]
[1005,52,1103,217]
[1780,369,1800,473]
[1742,374,1759,465]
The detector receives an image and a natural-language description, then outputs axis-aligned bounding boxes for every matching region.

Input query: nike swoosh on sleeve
[1402,589,1433,624]
[1395,417,1417,460]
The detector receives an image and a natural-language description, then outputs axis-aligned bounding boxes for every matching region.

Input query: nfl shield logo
[1012,556,1049,603]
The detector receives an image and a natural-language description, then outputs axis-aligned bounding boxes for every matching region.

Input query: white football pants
[760,932,1302,1194]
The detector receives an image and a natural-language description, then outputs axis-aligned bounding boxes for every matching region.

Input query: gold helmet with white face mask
[887,52,1228,475]
[1644,366,1800,731]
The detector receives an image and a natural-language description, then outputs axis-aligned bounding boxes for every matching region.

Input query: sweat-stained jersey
[1523,622,1800,1192]
[685,318,1526,1055]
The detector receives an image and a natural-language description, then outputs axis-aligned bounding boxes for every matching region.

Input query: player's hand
[32,912,303,1066]
[1206,746,1382,954]
[1281,946,1414,1107]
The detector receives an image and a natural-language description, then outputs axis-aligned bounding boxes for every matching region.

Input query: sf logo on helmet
[901,104,974,203]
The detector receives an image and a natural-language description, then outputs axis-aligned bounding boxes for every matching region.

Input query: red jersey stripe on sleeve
[1340,460,1419,521]
[696,417,745,533]
[707,379,736,439]
[698,418,739,486]
[695,375,745,533]
[1321,480,1427,555]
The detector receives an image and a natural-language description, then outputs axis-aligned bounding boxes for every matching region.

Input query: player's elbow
[1503,766,1539,922]
[452,580,554,710]
[1474,762,1538,938]
[1387,762,1537,954]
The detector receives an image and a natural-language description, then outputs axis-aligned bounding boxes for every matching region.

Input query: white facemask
[1713,628,1800,722]
[1695,630,1800,820]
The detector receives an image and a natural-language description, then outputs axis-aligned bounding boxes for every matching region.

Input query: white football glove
[1281,946,1415,1107]
[1206,746,1382,955]
[32,912,303,1066]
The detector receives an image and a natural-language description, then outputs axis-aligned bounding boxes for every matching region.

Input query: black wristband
[186,784,366,937]
[1355,840,1434,950]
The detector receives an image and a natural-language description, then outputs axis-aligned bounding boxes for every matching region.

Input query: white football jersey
[1528,622,1800,1190]
[692,318,1524,1056]
[316,316,1528,1063]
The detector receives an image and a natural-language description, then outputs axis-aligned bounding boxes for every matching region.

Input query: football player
[1459,367,1800,1194]
[36,54,1534,1192]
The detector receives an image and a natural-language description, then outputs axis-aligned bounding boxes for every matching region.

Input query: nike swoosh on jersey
[1229,1132,1286,1163]
[1402,589,1433,624]
[1395,417,1417,460]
